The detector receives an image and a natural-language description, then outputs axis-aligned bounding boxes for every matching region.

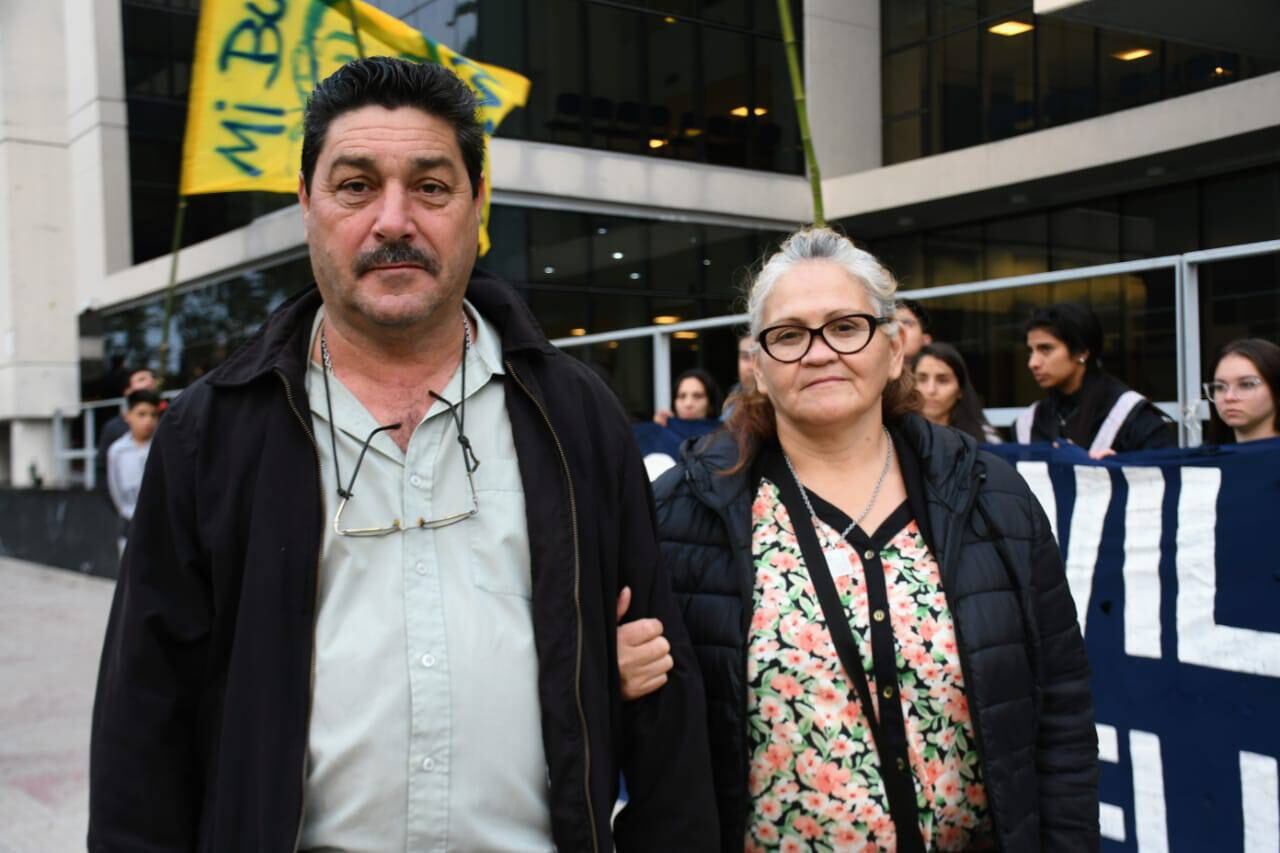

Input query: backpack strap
[1015,402,1038,444]
[1090,390,1146,454]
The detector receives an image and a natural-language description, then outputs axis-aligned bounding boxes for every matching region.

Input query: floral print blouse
[745,476,993,852]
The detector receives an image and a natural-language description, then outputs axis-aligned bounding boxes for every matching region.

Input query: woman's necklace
[783,425,894,539]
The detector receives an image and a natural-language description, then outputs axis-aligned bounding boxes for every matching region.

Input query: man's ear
[923,332,933,346]
[298,172,310,217]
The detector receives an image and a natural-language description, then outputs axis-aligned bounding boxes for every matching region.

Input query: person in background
[622,227,1098,850]
[1205,338,1280,444]
[914,342,1002,444]
[1017,302,1174,457]
[895,298,932,363]
[95,367,158,489]
[106,389,161,553]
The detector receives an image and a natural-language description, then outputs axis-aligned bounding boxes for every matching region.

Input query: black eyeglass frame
[756,312,892,363]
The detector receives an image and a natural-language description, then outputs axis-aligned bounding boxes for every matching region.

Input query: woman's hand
[616,586,673,700]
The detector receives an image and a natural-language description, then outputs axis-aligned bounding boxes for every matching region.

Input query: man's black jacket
[653,417,1099,851]
[89,270,718,852]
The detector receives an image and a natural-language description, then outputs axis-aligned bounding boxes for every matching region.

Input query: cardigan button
[872,609,886,623]
[864,549,875,560]
[897,757,906,772]
[882,686,894,700]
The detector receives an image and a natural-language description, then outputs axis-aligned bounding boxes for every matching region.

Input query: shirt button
[415,562,427,575]
[421,653,436,668]
[872,609,886,623]
[882,686,895,699]
[422,757,434,771]
[864,549,875,560]
[409,474,423,488]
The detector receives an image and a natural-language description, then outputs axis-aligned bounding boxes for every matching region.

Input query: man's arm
[89,411,212,852]
[611,435,719,852]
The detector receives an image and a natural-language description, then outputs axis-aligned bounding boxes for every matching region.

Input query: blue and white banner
[632,419,723,480]
[986,440,1280,852]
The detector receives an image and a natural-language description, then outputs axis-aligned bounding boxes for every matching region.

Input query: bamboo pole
[776,0,824,227]
[345,0,367,59]
[156,196,188,387]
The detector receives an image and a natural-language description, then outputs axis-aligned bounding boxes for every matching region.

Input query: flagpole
[157,195,188,387]
[776,0,824,227]
[344,0,367,58]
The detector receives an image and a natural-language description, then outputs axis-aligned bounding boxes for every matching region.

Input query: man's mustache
[353,243,441,277]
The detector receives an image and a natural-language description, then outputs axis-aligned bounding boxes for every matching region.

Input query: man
[895,297,933,362]
[93,367,157,490]
[105,388,161,554]
[90,57,716,852]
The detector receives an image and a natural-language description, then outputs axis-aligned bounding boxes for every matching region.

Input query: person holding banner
[90,57,717,853]
[623,228,1098,851]
[1018,302,1174,456]
[1206,337,1280,443]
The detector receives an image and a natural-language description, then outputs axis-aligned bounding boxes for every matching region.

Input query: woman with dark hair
[652,368,724,424]
[1017,302,1174,456]
[914,342,1002,444]
[1205,338,1280,444]
[620,228,1098,851]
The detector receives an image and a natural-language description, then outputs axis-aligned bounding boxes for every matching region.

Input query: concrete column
[0,0,81,485]
[10,421,55,488]
[803,0,882,179]
[64,0,133,299]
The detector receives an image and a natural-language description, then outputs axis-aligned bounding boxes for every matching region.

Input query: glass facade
[882,2,1280,165]
[121,0,802,265]
[860,163,1280,410]
[84,205,782,418]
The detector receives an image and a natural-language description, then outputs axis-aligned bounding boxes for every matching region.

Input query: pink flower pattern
[745,479,993,851]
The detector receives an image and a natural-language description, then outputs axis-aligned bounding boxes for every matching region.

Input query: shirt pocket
[468,460,532,598]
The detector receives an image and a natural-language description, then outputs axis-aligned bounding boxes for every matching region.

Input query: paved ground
[0,559,114,852]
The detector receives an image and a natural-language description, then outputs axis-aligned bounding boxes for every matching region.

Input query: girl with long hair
[1205,338,1280,443]
[913,342,1001,444]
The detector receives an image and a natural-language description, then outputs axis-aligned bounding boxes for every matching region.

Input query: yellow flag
[180,0,530,254]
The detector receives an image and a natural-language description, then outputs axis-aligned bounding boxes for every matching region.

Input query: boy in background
[107,389,161,553]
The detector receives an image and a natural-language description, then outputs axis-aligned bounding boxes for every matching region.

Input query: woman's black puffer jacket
[652,414,1098,852]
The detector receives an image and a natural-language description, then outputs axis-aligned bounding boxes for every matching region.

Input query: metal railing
[550,239,1280,449]
[50,239,1278,488]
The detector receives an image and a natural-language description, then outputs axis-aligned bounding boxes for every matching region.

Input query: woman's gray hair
[746,227,900,342]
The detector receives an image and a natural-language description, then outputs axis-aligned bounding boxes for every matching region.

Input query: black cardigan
[653,415,1099,851]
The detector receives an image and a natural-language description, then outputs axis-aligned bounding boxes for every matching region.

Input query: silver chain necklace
[783,425,894,540]
[320,312,473,373]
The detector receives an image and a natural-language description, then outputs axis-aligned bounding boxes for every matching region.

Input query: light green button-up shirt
[298,303,553,853]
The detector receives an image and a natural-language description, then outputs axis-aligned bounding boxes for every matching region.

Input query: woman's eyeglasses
[1203,377,1265,401]
[756,313,890,363]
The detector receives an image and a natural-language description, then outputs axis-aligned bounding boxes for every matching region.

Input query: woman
[1205,338,1280,443]
[914,342,1002,444]
[1017,303,1173,457]
[628,229,1097,851]
[653,368,724,424]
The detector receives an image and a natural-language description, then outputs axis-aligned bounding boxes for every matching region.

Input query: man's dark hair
[1024,302,1104,370]
[125,389,161,411]
[897,298,931,333]
[301,56,484,198]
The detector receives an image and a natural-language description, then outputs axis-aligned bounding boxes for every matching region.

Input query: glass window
[513,0,586,147]
[702,26,753,168]
[884,47,927,118]
[647,16,698,160]
[1050,202,1120,270]
[1120,184,1200,259]
[1165,41,1241,97]
[931,29,981,152]
[1099,31,1161,114]
[982,16,1035,141]
[926,225,983,286]
[868,234,925,290]
[1199,254,1280,372]
[985,213,1047,279]
[884,0,929,51]
[1037,19,1096,128]
[587,4,647,155]
[1202,168,1280,249]
[884,115,927,166]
